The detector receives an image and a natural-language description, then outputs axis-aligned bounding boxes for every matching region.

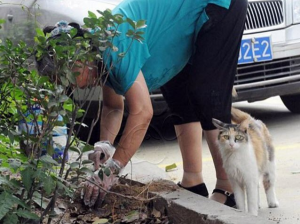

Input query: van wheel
[280,94,300,113]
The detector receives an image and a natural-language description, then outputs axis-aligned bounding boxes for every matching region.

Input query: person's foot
[210,179,235,207]
[210,190,227,203]
[210,189,236,207]
[178,182,209,197]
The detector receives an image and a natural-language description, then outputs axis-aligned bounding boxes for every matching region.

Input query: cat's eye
[235,135,244,141]
[222,135,229,140]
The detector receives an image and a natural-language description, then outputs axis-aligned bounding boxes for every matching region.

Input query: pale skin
[99,70,232,203]
[100,71,153,166]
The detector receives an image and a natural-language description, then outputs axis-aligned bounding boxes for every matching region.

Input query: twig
[80,176,158,202]
[136,181,153,198]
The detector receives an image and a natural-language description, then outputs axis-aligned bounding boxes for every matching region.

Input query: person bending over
[39,0,247,208]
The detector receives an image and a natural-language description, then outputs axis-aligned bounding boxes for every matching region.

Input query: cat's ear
[212,118,226,130]
[237,124,248,133]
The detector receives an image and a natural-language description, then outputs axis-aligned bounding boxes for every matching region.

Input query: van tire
[280,94,300,114]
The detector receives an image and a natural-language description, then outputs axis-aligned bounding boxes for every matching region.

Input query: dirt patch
[50,178,178,224]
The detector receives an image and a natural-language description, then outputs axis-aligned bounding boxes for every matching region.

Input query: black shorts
[161,0,248,130]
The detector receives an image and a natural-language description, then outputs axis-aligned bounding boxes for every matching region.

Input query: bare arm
[108,71,153,167]
[84,71,153,207]
[100,85,124,143]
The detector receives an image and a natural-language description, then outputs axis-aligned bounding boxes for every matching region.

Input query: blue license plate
[238,36,273,64]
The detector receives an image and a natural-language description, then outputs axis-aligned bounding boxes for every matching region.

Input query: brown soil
[49,178,178,224]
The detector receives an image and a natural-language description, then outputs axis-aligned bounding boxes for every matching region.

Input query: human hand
[82,159,123,207]
[88,141,116,171]
[82,169,118,207]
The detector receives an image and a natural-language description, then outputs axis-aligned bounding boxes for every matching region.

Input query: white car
[1,0,300,115]
[235,0,300,113]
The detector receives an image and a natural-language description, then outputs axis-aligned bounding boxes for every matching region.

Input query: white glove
[82,158,123,207]
[88,141,116,171]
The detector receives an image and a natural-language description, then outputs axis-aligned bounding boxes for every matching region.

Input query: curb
[155,186,275,224]
[122,161,276,224]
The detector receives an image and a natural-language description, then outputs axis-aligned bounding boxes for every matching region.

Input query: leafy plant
[0,5,146,223]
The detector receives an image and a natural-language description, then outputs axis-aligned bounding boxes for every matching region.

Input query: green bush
[0,6,145,223]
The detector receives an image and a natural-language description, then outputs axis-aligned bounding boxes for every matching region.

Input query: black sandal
[177,182,209,198]
[212,189,236,208]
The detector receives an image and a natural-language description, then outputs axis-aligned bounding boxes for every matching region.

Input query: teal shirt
[105,0,231,95]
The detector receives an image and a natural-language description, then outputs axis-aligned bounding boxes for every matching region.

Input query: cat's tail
[231,107,251,124]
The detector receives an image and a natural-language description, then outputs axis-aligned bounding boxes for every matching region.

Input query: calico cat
[212,107,279,216]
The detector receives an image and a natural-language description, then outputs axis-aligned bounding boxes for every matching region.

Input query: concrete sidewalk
[121,161,275,224]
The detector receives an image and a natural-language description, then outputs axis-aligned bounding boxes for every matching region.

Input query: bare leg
[204,129,233,203]
[174,122,204,187]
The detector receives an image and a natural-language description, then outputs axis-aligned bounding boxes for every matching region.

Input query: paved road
[131,96,300,224]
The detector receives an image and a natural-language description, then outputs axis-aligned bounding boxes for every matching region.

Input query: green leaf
[43,175,56,195]
[70,161,80,169]
[66,69,77,85]
[59,110,66,116]
[0,19,6,25]
[0,192,13,220]
[36,28,45,37]
[136,20,147,29]
[0,176,22,190]
[112,14,124,25]
[0,176,10,186]
[88,11,97,19]
[104,167,111,176]
[59,76,69,86]
[126,29,135,37]
[56,180,73,197]
[8,159,21,171]
[134,35,145,44]
[16,209,39,220]
[40,155,59,166]
[59,95,69,103]
[69,146,81,154]
[135,31,145,35]
[20,167,35,192]
[83,17,94,28]
[32,192,50,209]
[82,144,94,153]
[49,111,58,117]
[79,167,93,176]
[37,35,46,43]
[69,28,78,38]
[7,131,14,144]
[3,213,18,224]
[37,76,49,85]
[98,169,104,181]
[126,18,136,29]
[0,192,28,220]
[82,160,93,165]
[47,101,58,109]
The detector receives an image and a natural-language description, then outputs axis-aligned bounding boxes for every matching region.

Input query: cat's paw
[268,200,279,208]
[249,210,258,216]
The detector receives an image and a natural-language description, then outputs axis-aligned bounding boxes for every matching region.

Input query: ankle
[215,179,232,193]
[181,171,204,188]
